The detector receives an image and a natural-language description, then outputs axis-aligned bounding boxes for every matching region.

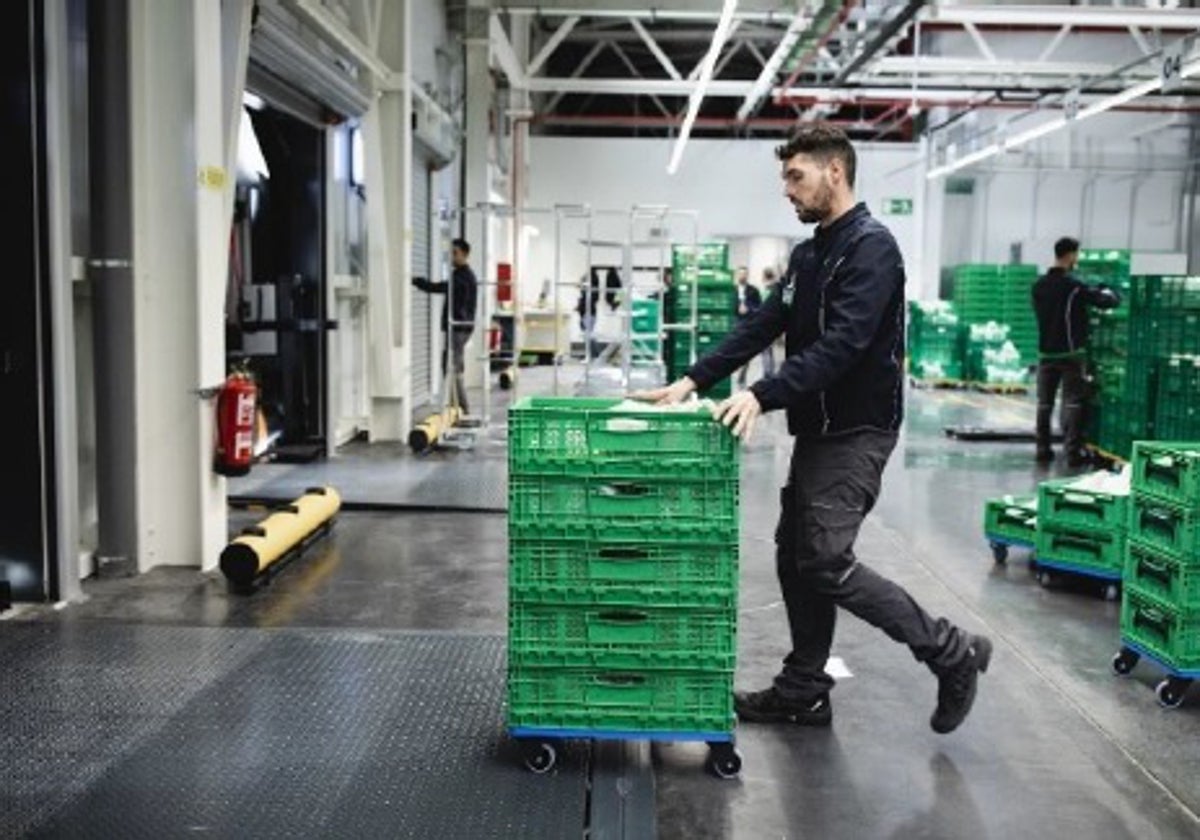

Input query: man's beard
[794,178,833,224]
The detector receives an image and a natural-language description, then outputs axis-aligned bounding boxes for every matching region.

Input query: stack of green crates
[982,493,1038,563]
[963,321,1027,385]
[908,300,963,381]
[951,263,1040,368]
[1120,441,1200,694]
[630,298,661,362]
[665,243,736,399]
[506,396,740,741]
[1034,471,1129,590]
[1089,275,1200,459]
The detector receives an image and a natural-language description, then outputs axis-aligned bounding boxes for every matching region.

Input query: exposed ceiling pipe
[771,0,856,104]
[831,0,925,86]
[533,112,912,134]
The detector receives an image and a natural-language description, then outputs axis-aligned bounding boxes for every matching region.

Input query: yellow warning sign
[198,166,227,190]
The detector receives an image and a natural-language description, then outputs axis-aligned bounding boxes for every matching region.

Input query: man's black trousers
[773,429,970,700]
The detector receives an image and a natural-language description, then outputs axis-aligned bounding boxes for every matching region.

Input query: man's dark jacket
[415,265,478,331]
[687,203,905,437]
[1031,267,1121,356]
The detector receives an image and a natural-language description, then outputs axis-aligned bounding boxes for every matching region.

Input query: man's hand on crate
[628,377,697,405]
[713,391,761,443]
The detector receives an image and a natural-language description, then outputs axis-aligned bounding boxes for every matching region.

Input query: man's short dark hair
[452,238,471,255]
[1054,237,1079,259]
[775,122,857,188]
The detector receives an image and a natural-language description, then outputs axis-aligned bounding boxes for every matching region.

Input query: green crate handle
[592,673,647,687]
[1139,506,1179,539]
[1134,552,1173,587]
[597,546,651,560]
[1060,491,1103,510]
[1145,456,1182,489]
[587,610,653,644]
[597,482,653,498]
[1050,534,1102,558]
[1133,604,1171,642]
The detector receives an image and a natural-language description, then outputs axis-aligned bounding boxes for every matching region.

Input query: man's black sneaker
[734,686,832,726]
[931,635,993,734]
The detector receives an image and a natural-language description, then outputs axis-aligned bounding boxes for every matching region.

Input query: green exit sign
[883,197,913,215]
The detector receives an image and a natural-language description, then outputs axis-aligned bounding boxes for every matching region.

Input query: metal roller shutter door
[411,156,433,408]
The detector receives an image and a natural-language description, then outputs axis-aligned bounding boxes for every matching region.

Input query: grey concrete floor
[6,379,1200,839]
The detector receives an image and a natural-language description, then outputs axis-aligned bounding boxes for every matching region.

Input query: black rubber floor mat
[4,624,587,840]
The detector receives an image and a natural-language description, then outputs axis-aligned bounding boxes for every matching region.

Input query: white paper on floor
[826,657,854,679]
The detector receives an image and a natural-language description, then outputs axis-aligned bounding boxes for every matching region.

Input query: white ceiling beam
[1037,25,1071,62]
[489,13,528,88]
[629,18,682,80]
[527,15,579,77]
[542,39,607,113]
[502,2,805,23]
[737,12,812,121]
[608,40,673,117]
[1128,26,1153,56]
[963,22,997,62]
[868,56,1145,78]
[923,4,1200,31]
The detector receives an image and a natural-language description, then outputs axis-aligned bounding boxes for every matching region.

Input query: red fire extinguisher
[214,368,258,477]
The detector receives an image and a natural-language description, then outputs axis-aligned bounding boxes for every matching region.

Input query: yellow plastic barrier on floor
[220,486,341,587]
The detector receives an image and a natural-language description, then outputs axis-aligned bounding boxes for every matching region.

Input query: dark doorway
[227,104,328,462]
[0,0,55,602]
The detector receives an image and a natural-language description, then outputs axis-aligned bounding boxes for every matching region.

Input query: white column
[364,0,413,440]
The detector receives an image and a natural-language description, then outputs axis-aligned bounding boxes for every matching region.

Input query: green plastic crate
[1120,585,1200,670]
[671,242,730,272]
[1125,538,1200,610]
[1034,526,1125,577]
[1131,441,1200,509]
[506,665,734,733]
[983,494,1038,545]
[1037,479,1128,534]
[1129,491,1200,561]
[508,396,738,468]
[507,602,736,669]
[508,538,738,607]
[508,473,738,538]
[666,283,736,315]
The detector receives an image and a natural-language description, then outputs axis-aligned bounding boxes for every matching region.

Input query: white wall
[524,136,928,322]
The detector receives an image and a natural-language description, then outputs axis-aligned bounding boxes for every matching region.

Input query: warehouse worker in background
[734,266,764,387]
[760,266,780,377]
[632,123,992,736]
[414,238,478,414]
[1032,237,1122,467]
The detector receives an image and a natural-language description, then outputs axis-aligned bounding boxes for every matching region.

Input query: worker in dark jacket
[1032,237,1121,466]
[414,238,478,413]
[632,123,991,736]
[734,266,764,387]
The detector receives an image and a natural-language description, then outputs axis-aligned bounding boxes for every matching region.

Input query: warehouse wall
[524,136,927,322]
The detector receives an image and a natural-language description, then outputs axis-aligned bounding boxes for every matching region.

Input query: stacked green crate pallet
[630,298,661,362]
[1121,442,1200,681]
[907,300,963,381]
[1035,471,1129,587]
[1091,275,1200,460]
[1079,251,1136,457]
[950,263,1039,379]
[665,243,736,399]
[506,396,740,739]
[963,321,1026,385]
[982,493,1038,562]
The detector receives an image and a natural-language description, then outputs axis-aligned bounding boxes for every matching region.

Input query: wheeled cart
[986,535,1034,566]
[1111,642,1197,708]
[511,727,742,779]
[1031,555,1122,602]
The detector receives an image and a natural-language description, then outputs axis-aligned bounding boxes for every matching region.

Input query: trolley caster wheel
[1037,570,1053,588]
[1156,678,1190,710]
[521,741,557,774]
[706,742,742,780]
[1102,583,1120,602]
[1111,649,1139,677]
[990,543,1008,565]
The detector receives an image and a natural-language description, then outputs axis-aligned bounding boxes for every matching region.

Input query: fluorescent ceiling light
[927,55,1200,180]
[667,0,738,175]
